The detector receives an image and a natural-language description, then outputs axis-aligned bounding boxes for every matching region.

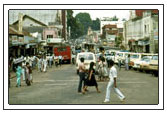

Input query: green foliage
[75,13,93,34]
[67,10,84,39]
[67,11,100,39]
[115,36,123,47]
[112,15,119,21]
[92,18,100,30]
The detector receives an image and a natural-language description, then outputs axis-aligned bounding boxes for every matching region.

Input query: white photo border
[3,4,164,110]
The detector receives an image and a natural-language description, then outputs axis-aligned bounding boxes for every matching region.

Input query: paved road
[9,64,158,104]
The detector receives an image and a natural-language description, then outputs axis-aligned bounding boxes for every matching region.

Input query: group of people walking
[9,54,63,88]
[15,62,32,87]
[77,56,125,103]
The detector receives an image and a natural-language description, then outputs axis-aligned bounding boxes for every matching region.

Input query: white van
[76,52,96,74]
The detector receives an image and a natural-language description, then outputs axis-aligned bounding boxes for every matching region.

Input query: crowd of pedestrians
[9,54,63,88]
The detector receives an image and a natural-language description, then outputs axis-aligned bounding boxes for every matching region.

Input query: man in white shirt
[104,60,125,103]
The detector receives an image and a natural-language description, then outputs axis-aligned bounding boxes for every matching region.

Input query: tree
[92,18,100,30]
[115,36,123,47]
[75,13,93,34]
[112,15,119,21]
[67,10,84,39]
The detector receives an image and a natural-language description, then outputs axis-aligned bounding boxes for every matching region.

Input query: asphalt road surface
[9,64,158,105]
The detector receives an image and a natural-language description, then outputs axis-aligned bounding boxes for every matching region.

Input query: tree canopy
[67,11,100,39]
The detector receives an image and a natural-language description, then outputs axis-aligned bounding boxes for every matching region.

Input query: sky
[73,10,130,21]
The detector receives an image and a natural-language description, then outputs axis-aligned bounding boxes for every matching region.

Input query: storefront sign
[13,57,24,64]
[47,38,63,43]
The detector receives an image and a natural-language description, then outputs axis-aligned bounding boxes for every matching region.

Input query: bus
[53,45,71,64]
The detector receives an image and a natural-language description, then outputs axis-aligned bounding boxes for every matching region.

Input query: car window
[130,54,139,59]
[141,56,152,62]
[78,54,94,60]
[152,55,158,60]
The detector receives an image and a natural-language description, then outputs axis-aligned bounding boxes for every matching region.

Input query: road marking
[118,82,147,84]
[54,80,78,82]
[45,80,55,82]
[44,84,67,86]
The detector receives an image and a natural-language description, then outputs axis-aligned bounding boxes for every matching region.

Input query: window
[47,35,53,38]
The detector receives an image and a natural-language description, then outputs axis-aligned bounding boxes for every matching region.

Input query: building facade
[123,10,158,53]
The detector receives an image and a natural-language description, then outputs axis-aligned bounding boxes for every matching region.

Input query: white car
[76,52,96,74]
[133,55,152,71]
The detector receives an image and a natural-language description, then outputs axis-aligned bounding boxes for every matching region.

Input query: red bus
[54,45,71,64]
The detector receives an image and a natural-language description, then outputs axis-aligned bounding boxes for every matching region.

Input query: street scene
[8,10,159,104]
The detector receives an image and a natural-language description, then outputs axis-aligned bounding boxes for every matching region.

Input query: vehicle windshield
[79,54,94,60]
[152,55,158,60]
[130,54,139,59]
[141,56,152,62]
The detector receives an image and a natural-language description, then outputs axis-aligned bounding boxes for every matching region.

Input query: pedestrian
[71,53,76,65]
[118,55,122,71]
[22,61,26,81]
[98,56,108,81]
[49,54,53,68]
[28,63,33,83]
[125,55,130,70]
[25,62,31,86]
[55,55,59,67]
[37,56,42,72]
[43,56,48,72]
[104,60,125,103]
[16,63,22,87]
[58,55,62,66]
[32,55,37,69]
[78,57,86,94]
[82,62,101,94]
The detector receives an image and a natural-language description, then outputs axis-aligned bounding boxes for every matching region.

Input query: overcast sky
[73,10,130,20]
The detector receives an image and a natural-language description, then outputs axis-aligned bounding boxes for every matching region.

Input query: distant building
[9,10,67,41]
[100,17,125,34]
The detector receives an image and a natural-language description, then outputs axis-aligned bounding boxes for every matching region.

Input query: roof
[9,26,23,35]
[12,14,47,27]
[102,24,117,29]
[9,25,33,37]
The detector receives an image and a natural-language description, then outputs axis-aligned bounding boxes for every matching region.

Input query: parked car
[133,53,152,70]
[129,53,142,69]
[148,54,158,76]
[76,52,96,74]
[149,54,158,71]
[139,55,153,72]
